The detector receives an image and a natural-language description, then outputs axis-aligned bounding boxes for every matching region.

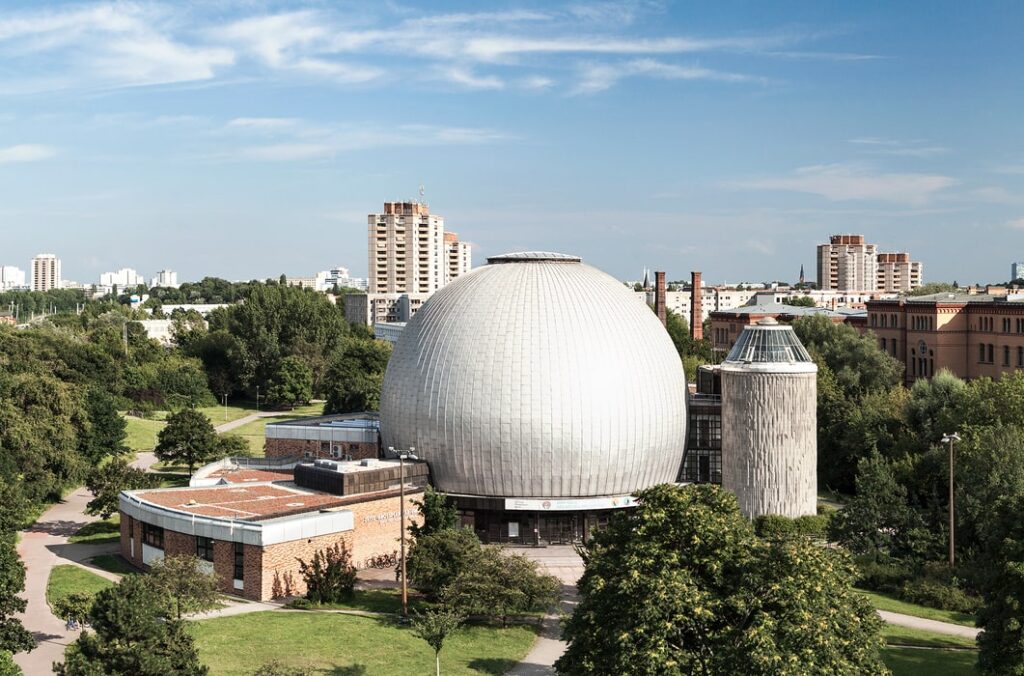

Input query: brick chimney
[655,271,667,327]
[690,271,703,340]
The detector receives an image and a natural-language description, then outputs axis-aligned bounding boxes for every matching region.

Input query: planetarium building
[380,252,688,544]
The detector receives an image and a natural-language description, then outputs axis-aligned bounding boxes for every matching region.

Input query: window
[871,314,877,327]
[233,542,244,581]
[1005,345,1011,366]
[1018,346,1023,368]
[988,344,995,363]
[980,344,987,362]
[320,441,330,455]
[881,338,887,351]
[196,536,214,562]
[1005,318,1012,333]
[142,523,164,549]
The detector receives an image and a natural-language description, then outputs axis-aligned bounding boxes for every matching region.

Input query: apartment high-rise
[1012,261,1024,282]
[444,231,472,284]
[99,268,145,288]
[0,266,26,290]
[150,269,179,288]
[31,254,61,291]
[817,235,922,293]
[368,202,446,294]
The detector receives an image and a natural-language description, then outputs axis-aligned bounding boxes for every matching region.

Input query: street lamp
[389,446,417,618]
[941,432,961,568]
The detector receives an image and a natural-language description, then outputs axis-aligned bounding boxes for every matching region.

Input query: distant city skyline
[1,1,1022,284]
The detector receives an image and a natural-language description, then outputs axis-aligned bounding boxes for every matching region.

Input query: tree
[323,338,391,414]
[409,487,458,539]
[146,555,220,620]
[78,388,128,464]
[55,574,207,676]
[0,536,34,658]
[216,434,251,457]
[52,592,95,629]
[155,409,219,476]
[265,356,312,409]
[297,541,357,604]
[85,459,160,520]
[441,549,559,626]
[406,528,483,601]
[977,495,1024,674]
[783,296,817,307]
[411,608,465,676]
[556,484,887,675]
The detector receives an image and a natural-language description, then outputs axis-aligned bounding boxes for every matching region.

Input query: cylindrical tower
[720,318,817,518]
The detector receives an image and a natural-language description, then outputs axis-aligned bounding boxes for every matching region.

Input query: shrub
[899,579,981,614]
[853,556,913,593]
[406,528,482,601]
[754,513,830,540]
[297,541,357,604]
[441,549,560,626]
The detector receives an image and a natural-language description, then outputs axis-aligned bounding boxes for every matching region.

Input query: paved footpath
[214,411,280,434]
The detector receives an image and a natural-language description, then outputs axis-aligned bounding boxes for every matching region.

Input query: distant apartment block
[0,265,26,290]
[150,269,179,288]
[817,235,923,293]
[100,268,145,289]
[1012,261,1024,281]
[31,254,61,292]
[343,292,430,326]
[444,232,472,284]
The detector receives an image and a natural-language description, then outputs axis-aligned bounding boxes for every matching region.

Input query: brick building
[263,412,381,460]
[118,459,428,601]
[709,302,865,355]
[867,290,1024,385]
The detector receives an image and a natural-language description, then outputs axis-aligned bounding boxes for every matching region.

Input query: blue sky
[1,1,1022,285]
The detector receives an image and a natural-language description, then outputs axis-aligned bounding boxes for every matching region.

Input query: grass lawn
[859,588,976,627]
[68,515,120,544]
[196,402,258,425]
[290,589,432,615]
[46,565,114,607]
[230,403,324,455]
[123,415,166,452]
[882,624,977,649]
[882,646,978,675]
[89,554,137,575]
[191,611,538,675]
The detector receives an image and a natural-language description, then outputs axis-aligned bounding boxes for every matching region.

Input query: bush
[441,549,560,626]
[297,541,357,604]
[754,513,830,540]
[899,579,981,614]
[853,556,913,593]
[406,528,482,601]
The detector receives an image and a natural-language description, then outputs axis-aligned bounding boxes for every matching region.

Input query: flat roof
[267,411,380,429]
[206,468,294,484]
[132,484,351,521]
[712,302,866,318]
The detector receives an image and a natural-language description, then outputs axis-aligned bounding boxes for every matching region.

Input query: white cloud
[1007,218,1024,230]
[734,164,956,205]
[442,67,505,90]
[848,137,949,158]
[0,144,56,164]
[227,117,298,130]
[574,58,760,94]
[970,186,1023,205]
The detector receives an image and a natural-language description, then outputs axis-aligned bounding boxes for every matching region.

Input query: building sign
[503,495,638,511]
[362,510,402,525]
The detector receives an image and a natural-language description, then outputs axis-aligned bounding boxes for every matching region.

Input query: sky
[1,1,1022,285]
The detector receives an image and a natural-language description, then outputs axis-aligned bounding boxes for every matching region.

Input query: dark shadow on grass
[467,658,518,674]
[323,665,368,675]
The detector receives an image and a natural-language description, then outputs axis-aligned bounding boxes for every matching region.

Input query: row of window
[978,343,1024,367]
[139,525,244,581]
[870,312,901,328]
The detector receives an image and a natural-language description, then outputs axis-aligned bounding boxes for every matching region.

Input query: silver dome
[379,252,687,499]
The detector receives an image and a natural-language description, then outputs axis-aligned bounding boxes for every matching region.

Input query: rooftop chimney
[691,271,703,340]
[654,271,667,327]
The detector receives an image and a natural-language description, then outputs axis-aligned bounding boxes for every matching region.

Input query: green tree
[406,528,484,601]
[52,592,95,629]
[556,484,887,675]
[322,338,392,413]
[442,549,559,626]
[409,487,458,539]
[155,409,219,476]
[411,608,465,676]
[0,536,34,657]
[78,388,128,464]
[216,434,251,458]
[85,459,160,520]
[907,282,958,297]
[297,541,357,604]
[783,296,817,307]
[56,574,207,676]
[265,356,313,409]
[146,555,221,620]
[977,495,1024,674]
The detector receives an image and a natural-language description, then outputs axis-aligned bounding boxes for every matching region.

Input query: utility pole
[390,445,417,619]
[941,432,961,568]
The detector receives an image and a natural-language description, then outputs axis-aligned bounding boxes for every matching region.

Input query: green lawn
[191,611,538,675]
[46,565,114,607]
[89,554,137,575]
[229,403,324,455]
[196,402,258,425]
[882,647,978,675]
[882,623,977,649]
[289,589,432,615]
[859,588,976,627]
[68,516,120,544]
[124,415,166,452]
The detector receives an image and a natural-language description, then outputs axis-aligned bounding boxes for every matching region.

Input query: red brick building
[263,412,380,460]
[119,459,428,601]
[709,302,866,355]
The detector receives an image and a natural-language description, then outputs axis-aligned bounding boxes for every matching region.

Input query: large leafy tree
[556,484,887,676]
[265,356,312,409]
[0,533,35,659]
[56,574,207,676]
[322,338,392,414]
[154,409,219,476]
[977,495,1024,674]
[78,388,129,464]
[85,459,160,520]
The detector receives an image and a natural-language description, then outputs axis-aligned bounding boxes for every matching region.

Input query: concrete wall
[721,369,817,518]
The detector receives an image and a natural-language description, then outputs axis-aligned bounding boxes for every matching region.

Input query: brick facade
[264,437,379,461]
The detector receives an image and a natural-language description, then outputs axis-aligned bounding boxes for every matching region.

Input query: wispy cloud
[0,144,56,164]
[848,137,949,158]
[1007,218,1024,230]
[227,117,298,130]
[733,163,956,205]
[442,67,505,90]
[574,58,761,94]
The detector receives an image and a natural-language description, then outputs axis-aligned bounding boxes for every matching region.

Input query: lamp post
[389,445,417,618]
[941,432,961,568]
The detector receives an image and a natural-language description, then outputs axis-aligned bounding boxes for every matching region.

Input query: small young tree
[406,528,483,601]
[146,555,221,620]
[297,541,357,604]
[155,408,219,476]
[409,486,458,539]
[85,458,160,519]
[411,608,465,676]
[55,574,207,676]
[216,433,251,458]
[52,592,95,629]
[442,549,559,626]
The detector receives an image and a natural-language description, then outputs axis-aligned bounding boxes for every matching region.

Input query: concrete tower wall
[720,368,817,518]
